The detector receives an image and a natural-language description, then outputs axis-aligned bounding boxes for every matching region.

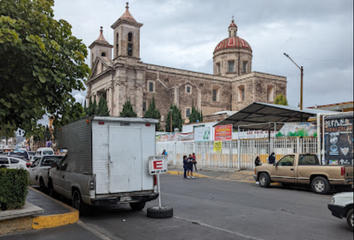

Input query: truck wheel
[39,178,47,193]
[347,209,354,230]
[72,189,88,215]
[130,201,146,211]
[259,173,271,188]
[311,176,330,194]
[147,206,173,218]
[48,181,57,199]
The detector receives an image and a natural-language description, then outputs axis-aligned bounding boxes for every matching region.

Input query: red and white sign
[214,124,232,141]
[149,156,167,175]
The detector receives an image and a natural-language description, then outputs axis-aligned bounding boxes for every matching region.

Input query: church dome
[214,36,252,53]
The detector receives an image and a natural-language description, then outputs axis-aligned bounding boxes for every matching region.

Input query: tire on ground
[346,209,354,230]
[147,206,173,218]
[259,173,271,188]
[48,180,57,198]
[130,201,146,211]
[311,176,330,194]
[72,189,89,215]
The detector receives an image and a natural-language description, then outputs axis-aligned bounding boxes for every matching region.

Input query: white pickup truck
[29,155,64,191]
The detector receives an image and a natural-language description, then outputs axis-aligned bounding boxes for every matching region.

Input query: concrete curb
[29,187,79,230]
[167,171,207,178]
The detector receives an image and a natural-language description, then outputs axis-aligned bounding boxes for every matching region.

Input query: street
[2,174,352,240]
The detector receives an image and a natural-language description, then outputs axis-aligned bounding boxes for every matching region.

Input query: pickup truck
[254,153,353,194]
[29,155,64,191]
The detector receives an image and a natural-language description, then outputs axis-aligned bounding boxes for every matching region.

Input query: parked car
[328,192,353,230]
[254,153,353,194]
[0,156,28,170]
[35,147,54,157]
[9,151,29,161]
[28,151,35,158]
[29,155,64,191]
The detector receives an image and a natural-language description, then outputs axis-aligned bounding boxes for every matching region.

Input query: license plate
[120,196,131,202]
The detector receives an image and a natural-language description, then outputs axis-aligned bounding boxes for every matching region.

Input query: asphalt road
[2,174,353,240]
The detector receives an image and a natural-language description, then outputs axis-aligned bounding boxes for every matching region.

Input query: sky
[52,0,353,109]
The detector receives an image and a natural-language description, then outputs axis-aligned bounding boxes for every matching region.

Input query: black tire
[48,180,57,199]
[147,206,173,218]
[346,209,354,230]
[72,189,88,215]
[130,201,146,211]
[311,176,330,194]
[259,173,271,188]
[39,178,47,193]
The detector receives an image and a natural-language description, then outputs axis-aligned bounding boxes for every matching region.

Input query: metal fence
[156,137,318,170]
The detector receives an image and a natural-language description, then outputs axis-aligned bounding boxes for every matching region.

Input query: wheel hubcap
[351,213,354,227]
[314,180,324,192]
[74,193,80,210]
[260,176,265,185]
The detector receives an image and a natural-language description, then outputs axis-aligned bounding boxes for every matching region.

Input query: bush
[0,169,29,210]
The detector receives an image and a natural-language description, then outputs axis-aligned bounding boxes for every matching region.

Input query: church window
[116,33,119,56]
[185,85,192,94]
[186,108,191,118]
[238,85,245,102]
[143,102,146,111]
[212,86,220,102]
[148,81,155,93]
[128,32,133,42]
[267,85,275,102]
[101,52,106,57]
[243,61,248,73]
[128,43,133,56]
[216,63,221,74]
[228,61,235,73]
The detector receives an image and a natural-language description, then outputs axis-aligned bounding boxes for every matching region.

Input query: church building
[86,3,287,129]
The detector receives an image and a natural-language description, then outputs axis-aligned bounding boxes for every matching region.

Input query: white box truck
[49,116,159,213]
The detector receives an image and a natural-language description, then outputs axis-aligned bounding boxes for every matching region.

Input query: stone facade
[86,4,287,130]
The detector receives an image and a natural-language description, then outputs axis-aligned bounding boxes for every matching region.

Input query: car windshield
[43,150,54,155]
[41,156,64,166]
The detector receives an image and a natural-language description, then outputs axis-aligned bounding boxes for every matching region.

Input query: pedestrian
[183,155,188,179]
[254,156,261,166]
[192,152,197,172]
[187,154,195,178]
[267,152,276,164]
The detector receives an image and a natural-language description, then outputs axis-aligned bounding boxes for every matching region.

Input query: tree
[144,97,161,131]
[97,97,110,116]
[87,98,94,116]
[93,99,97,115]
[0,123,16,145]
[120,100,137,117]
[274,94,288,106]
[189,104,203,123]
[166,105,182,132]
[0,0,90,132]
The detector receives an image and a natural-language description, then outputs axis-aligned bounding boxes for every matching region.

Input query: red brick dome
[214,36,252,53]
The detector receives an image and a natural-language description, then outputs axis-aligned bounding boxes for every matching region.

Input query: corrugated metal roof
[93,116,159,124]
[213,102,335,130]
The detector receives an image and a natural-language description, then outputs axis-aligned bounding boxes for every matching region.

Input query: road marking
[77,220,124,240]
[175,216,264,240]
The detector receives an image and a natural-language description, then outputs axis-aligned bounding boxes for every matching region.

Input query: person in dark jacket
[183,155,188,179]
[255,156,262,166]
[192,153,197,171]
[187,154,195,178]
[268,152,276,164]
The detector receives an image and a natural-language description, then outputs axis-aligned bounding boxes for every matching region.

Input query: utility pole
[284,53,304,110]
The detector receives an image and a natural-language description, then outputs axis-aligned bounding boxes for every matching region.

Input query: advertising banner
[324,114,353,165]
[214,124,232,141]
[195,127,211,142]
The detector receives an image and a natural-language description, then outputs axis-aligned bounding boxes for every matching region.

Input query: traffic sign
[149,156,167,175]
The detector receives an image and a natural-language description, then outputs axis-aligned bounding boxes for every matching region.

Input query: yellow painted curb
[167,171,207,178]
[28,187,79,230]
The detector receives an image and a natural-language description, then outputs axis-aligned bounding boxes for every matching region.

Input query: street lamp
[283,53,304,110]
[169,109,173,133]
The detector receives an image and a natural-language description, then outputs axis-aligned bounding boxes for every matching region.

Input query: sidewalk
[167,166,255,183]
[0,187,78,235]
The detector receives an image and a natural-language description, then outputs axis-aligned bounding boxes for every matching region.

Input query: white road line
[77,220,125,240]
[174,216,264,240]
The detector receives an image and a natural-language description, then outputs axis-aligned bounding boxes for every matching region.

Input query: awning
[213,102,334,130]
